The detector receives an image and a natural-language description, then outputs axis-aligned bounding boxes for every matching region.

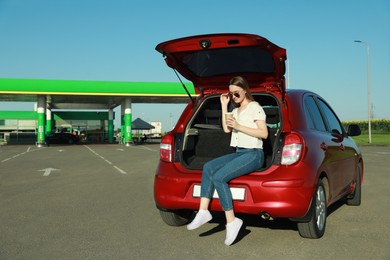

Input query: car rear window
[182,47,275,77]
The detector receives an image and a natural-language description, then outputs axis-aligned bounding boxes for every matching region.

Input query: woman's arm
[227,119,268,139]
[220,93,232,133]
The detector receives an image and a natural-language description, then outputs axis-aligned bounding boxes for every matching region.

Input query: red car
[154,33,363,238]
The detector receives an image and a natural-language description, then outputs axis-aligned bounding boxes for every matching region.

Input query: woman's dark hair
[229,76,254,107]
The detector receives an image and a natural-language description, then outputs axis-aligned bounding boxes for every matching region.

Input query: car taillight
[160,134,174,162]
[281,133,303,165]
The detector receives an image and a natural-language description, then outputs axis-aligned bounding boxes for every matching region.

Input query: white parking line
[133,145,158,152]
[84,145,127,174]
[105,159,112,165]
[377,151,390,155]
[1,158,11,163]
[1,146,45,163]
[113,166,126,174]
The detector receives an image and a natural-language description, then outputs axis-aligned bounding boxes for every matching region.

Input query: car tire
[297,179,327,239]
[159,210,193,226]
[346,163,362,206]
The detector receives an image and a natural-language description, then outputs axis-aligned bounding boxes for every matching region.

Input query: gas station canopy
[0,78,197,145]
[0,78,196,109]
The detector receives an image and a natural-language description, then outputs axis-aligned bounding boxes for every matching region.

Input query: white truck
[147,121,162,138]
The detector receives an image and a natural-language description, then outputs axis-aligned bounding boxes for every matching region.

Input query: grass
[352,134,390,146]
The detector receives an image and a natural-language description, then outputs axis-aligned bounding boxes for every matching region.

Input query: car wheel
[346,163,362,206]
[159,209,193,226]
[297,179,327,239]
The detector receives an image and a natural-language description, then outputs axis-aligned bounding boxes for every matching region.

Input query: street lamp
[354,40,371,144]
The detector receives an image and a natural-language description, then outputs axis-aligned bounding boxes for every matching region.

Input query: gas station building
[0,78,194,146]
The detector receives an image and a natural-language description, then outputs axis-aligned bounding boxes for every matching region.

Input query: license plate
[192,184,245,201]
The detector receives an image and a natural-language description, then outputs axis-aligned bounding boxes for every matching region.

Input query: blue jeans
[200,148,264,211]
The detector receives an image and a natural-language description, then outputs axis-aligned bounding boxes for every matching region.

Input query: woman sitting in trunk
[187,76,268,246]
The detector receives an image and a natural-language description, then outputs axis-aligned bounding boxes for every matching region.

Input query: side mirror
[347,124,361,137]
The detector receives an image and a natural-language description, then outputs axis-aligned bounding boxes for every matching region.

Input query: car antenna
[173,68,195,104]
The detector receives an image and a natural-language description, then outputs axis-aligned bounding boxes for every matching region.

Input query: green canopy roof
[0,78,197,107]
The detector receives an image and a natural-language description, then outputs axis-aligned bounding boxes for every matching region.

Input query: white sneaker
[187,210,212,230]
[224,217,243,246]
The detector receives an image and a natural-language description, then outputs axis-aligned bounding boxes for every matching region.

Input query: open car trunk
[179,93,281,170]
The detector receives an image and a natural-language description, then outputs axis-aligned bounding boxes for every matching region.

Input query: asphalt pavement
[0,144,389,259]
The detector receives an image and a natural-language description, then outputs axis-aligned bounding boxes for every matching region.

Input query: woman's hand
[226,117,238,130]
[221,93,232,133]
[220,93,230,107]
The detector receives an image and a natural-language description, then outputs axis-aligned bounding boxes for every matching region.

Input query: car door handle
[320,142,327,151]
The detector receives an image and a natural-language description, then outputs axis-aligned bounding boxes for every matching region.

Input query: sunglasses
[229,90,243,98]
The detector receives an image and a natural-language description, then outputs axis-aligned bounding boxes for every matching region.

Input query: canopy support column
[36,95,46,147]
[46,106,52,135]
[108,108,114,143]
[122,98,132,146]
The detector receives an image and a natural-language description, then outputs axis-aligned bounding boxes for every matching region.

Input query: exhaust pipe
[260,212,274,220]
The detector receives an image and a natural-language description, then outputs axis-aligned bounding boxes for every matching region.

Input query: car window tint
[316,98,343,134]
[304,102,315,129]
[182,47,275,77]
[304,96,326,132]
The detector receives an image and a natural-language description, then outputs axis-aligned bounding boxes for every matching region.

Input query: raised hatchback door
[156,33,287,94]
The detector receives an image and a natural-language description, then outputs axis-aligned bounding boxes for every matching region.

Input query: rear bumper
[154,163,315,219]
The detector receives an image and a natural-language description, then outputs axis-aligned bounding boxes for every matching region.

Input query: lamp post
[354,40,371,144]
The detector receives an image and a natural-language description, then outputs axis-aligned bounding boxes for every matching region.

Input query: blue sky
[0,0,389,131]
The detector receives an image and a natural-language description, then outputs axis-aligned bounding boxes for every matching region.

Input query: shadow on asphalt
[197,199,348,239]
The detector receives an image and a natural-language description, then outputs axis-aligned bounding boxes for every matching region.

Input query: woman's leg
[213,149,263,212]
[200,152,239,201]
[187,152,238,231]
[212,149,264,246]
[199,197,210,210]
[225,209,235,223]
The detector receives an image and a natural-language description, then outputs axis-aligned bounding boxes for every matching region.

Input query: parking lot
[0,144,389,259]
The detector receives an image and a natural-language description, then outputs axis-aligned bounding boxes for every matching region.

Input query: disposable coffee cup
[225,112,233,123]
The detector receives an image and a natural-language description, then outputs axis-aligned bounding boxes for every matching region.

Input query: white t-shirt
[230,101,266,149]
